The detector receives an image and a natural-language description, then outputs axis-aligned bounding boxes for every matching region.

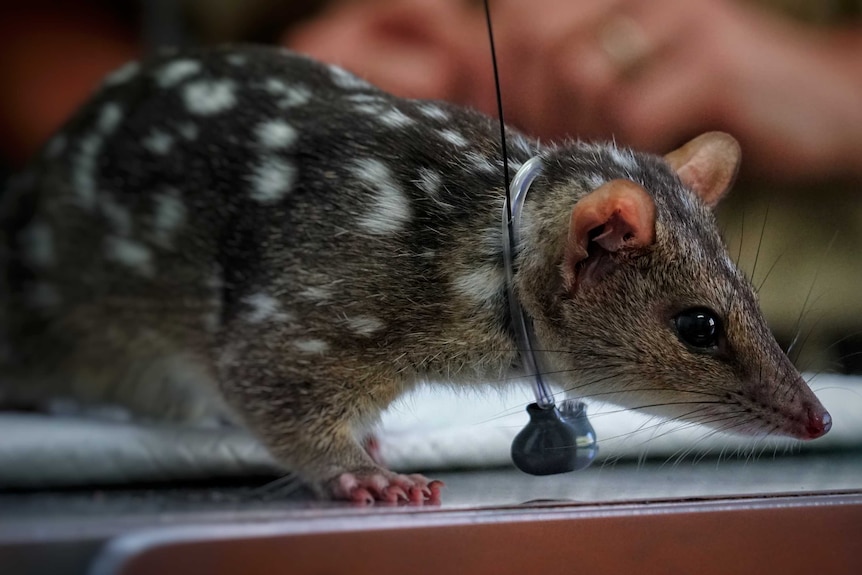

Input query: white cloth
[0,374,859,487]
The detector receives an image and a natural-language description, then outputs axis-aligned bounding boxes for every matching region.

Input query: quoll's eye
[674,308,722,350]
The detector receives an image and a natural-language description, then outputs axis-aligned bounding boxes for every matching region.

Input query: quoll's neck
[412,139,547,383]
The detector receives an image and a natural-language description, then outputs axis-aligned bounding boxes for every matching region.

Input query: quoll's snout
[804,406,832,439]
[770,379,832,440]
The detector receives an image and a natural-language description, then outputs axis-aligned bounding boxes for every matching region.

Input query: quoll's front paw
[329,469,443,505]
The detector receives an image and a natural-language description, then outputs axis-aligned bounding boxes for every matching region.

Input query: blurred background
[2,0,862,372]
[1,9,861,564]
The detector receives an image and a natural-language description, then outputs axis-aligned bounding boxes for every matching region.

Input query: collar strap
[501,156,556,409]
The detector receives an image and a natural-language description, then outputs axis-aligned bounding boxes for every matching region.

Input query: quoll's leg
[310,431,443,504]
[231,394,442,504]
[217,337,442,504]
[352,436,443,503]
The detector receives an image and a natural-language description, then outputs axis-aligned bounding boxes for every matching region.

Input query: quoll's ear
[563,179,656,292]
[664,132,741,208]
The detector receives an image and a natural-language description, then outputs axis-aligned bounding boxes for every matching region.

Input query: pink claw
[330,471,444,505]
[350,487,374,505]
[384,486,409,503]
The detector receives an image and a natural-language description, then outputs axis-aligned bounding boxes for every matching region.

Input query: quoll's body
[0,46,830,503]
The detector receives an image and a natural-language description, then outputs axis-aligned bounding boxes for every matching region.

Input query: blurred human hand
[493,0,862,181]
[284,0,493,109]
[285,0,862,182]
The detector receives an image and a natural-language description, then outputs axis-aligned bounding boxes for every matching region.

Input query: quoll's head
[525,132,830,441]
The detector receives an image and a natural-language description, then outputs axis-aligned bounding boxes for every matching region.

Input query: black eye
[674,308,722,350]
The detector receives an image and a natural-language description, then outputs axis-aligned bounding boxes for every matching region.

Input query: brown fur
[0,47,828,501]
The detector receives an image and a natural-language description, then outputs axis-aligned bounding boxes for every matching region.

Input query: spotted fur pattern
[0,46,826,499]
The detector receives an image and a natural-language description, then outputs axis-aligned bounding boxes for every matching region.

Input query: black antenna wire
[482,0,512,223]
[483,1,599,476]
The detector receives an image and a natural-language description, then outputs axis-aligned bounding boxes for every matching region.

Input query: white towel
[0,374,858,487]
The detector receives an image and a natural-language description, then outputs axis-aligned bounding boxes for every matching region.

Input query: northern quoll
[0,46,830,503]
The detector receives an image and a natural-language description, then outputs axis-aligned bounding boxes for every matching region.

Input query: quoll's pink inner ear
[563,179,656,292]
[664,131,741,208]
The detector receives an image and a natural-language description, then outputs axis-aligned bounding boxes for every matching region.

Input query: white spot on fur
[226,54,247,66]
[157,59,201,88]
[178,123,199,140]
[293,338,329,354]
[452,266,503,307]
[352,159,412,235]
[416,168,442,196]
[98,103,123,133]
[329,65,370,90]
[352,101,414,129]
[255,120,297,149]
[512,134,533,156]
[104,61,140,86]
[379,107,413,128]
[151,188,186,247]
[72,135,101,209]
[439,129,468,147]
[241,292,292,324]
[264,78,289,93]
[142,130,174,155]
[346,315,384,336]
[19,221,54,267]
[480,226,503,256]
[101,196,132,236]
[261,78,312,108]
[45,135,67,158]
[418,103,449,121]
[248,157,296,203]
[183,80,237,115]
[104,237,154,276]
[414,168,455,210]
[464,151,496,174]
[608,147,637,172]
[298,285,332,302]
[354,103,383,116]
[280,86,312,108]
[346,93,381,104]
[585,173,606,189]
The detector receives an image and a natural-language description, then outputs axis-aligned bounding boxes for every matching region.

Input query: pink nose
[805,408,832,439]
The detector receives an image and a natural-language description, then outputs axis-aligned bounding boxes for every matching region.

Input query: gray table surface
[2,450,860,575]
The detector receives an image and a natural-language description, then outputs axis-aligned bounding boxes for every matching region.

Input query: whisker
[750,203,769,284]
[554,376,741,402]
[621,400,727,411]
[816,328,862,356]
[791,303,827,367]
[755,253,783,294]
[603,407,747,446]
[658,421,741,468]
[787,230,837,358]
